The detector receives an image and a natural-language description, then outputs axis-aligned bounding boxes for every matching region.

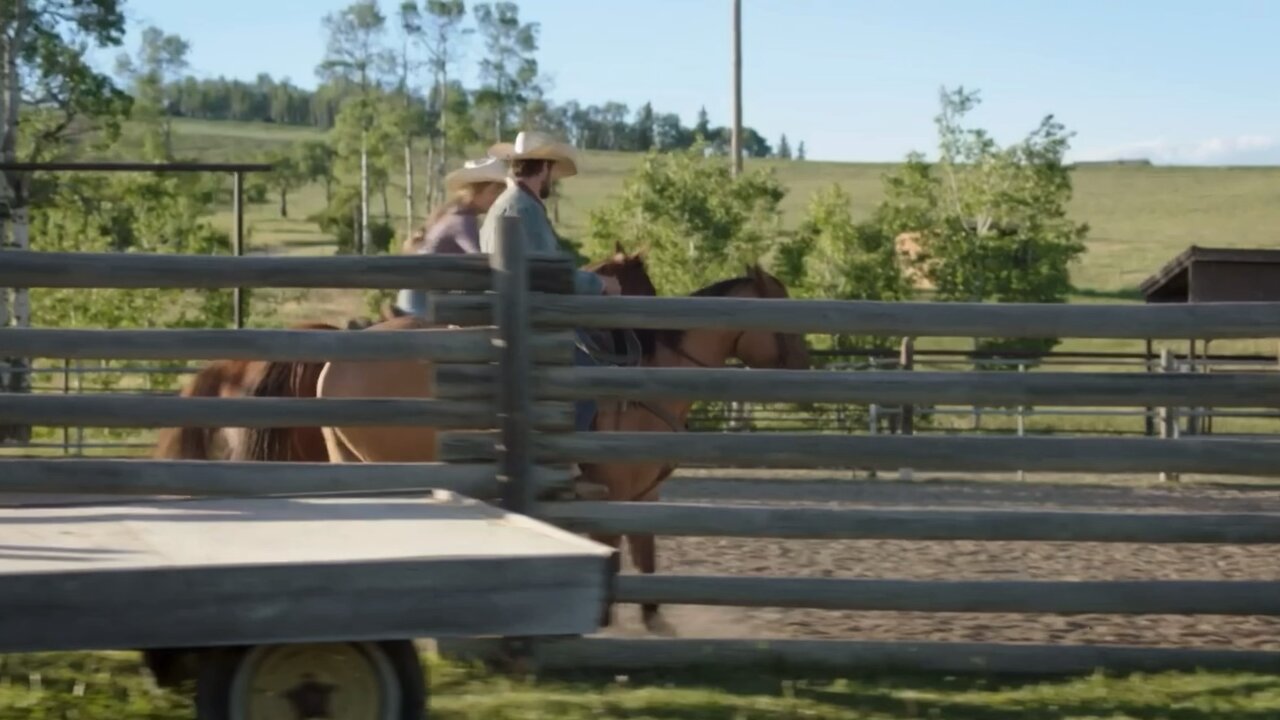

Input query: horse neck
[655,326,738,368]
[624,329,735,428]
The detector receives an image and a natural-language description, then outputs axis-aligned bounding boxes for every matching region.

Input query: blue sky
[117,0,1280,164]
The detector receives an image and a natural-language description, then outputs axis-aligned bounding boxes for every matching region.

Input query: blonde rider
[395,157,508,316]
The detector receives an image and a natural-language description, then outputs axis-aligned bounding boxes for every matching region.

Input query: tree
[318,0,391,254]
[262,151,305,218]
[585,143,786,295]
[472,1,538,141]
[633,102,655,151]
[773,184,914,430]
[430,78,478,156]
[776,133,791,160]
[777,185,910,352]
[796,140,806,160]
[404,0,469,204]
[116,25,189,158]
[693,106,711,139]
[0,0,131,443]
[330,91,402,224]
[296,140,336,203]
[878,86,1089,354]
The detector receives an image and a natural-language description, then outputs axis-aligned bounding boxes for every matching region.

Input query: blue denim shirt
[479,179,603,295]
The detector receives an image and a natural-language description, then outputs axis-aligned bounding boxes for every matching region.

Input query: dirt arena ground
[603,471,1280,650]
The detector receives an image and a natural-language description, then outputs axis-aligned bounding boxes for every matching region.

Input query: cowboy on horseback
[483,130,622,433]
[482,130,628,501]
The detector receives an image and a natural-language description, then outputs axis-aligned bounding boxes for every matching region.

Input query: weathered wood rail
[0,458,567,498]
[614,576,1280,616]
[0,249,573,292]
[0,327,573,362]
[514,638,1280,675]
[538,501,1280,544]
[439,430,1280,476]
[0,394,573,431]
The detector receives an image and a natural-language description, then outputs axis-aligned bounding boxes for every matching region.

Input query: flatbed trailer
[0,489,615,719]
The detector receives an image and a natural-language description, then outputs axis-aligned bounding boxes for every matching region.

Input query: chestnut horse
[151,322,342,461]
[152,246,656,462]
[236,264,809,633]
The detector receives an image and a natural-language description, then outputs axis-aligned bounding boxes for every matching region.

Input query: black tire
[195,640,427,720]
[142,647,201,690]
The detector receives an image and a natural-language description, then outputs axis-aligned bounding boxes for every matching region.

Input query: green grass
[4,651,1279,719]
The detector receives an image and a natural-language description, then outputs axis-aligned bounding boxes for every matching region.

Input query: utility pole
[730,0,743,177]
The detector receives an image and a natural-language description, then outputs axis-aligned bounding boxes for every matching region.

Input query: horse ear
[614,240,626,254]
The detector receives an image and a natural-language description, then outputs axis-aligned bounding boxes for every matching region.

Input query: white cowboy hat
[487,130,579,180]
[443,156,510,194]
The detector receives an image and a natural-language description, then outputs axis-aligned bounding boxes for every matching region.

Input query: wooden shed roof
[1139,245,1280,302]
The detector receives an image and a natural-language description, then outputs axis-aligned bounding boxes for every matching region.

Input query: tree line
[162,73,806,160]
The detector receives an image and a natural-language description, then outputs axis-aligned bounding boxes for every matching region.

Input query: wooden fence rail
[526,366,1280,407]
[538,501,1280,544]
[0,395,573,431]
[529,432,1280,475]
[0,250,573,293]
[0,459,568,498]
[0,328,574,363]
[515,637,1280,675]
[614,576,1280,616]
[526,294,1280,339]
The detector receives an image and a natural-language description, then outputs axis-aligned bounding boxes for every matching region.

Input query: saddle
[576,327,645,368]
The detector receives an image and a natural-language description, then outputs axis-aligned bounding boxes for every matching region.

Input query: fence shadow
[535,667,1280,719]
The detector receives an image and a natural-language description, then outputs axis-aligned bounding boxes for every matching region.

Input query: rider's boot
[568,463,609,500]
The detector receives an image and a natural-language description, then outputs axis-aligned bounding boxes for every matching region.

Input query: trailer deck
[0,489,614,653]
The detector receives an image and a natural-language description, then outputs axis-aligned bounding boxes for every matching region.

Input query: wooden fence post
[489,212,537,674]
[1158,347,1180,483]
[491,214,534,514]
[897,338,915,482]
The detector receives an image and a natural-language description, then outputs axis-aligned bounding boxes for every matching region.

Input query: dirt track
[603,472,1280,650]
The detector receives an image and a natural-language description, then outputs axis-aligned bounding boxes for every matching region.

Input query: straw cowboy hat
[487,130,579,180]
[443,156,510,194]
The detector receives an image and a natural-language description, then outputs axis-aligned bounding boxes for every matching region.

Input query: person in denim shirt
[481,131,621,441]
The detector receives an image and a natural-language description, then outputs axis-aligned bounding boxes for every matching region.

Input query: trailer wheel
[195,640,426,719]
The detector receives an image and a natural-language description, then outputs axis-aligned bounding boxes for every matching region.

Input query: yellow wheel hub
[231,642,398,720]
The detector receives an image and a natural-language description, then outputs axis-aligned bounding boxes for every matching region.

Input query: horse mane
[583,243,659,356]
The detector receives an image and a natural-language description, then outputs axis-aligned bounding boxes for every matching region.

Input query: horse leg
[629,488,675,635]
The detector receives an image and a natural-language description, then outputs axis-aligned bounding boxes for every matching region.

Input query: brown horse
[237,264,808,634]
[151,322,342,461]
[154,247,657,462]
[582,265,809,632]
[231,250,658,463]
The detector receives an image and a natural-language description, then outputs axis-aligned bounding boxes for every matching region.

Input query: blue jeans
[573,329,598,432]
[396,288,429,316]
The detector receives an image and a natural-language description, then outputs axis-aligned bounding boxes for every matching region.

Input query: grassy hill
[166,117,1280,299]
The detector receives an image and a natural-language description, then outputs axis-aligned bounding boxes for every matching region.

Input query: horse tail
[234,359,328,462]
[153,360,241,460]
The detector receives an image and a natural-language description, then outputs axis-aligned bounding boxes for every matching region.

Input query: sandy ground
[601,472,1280,650]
